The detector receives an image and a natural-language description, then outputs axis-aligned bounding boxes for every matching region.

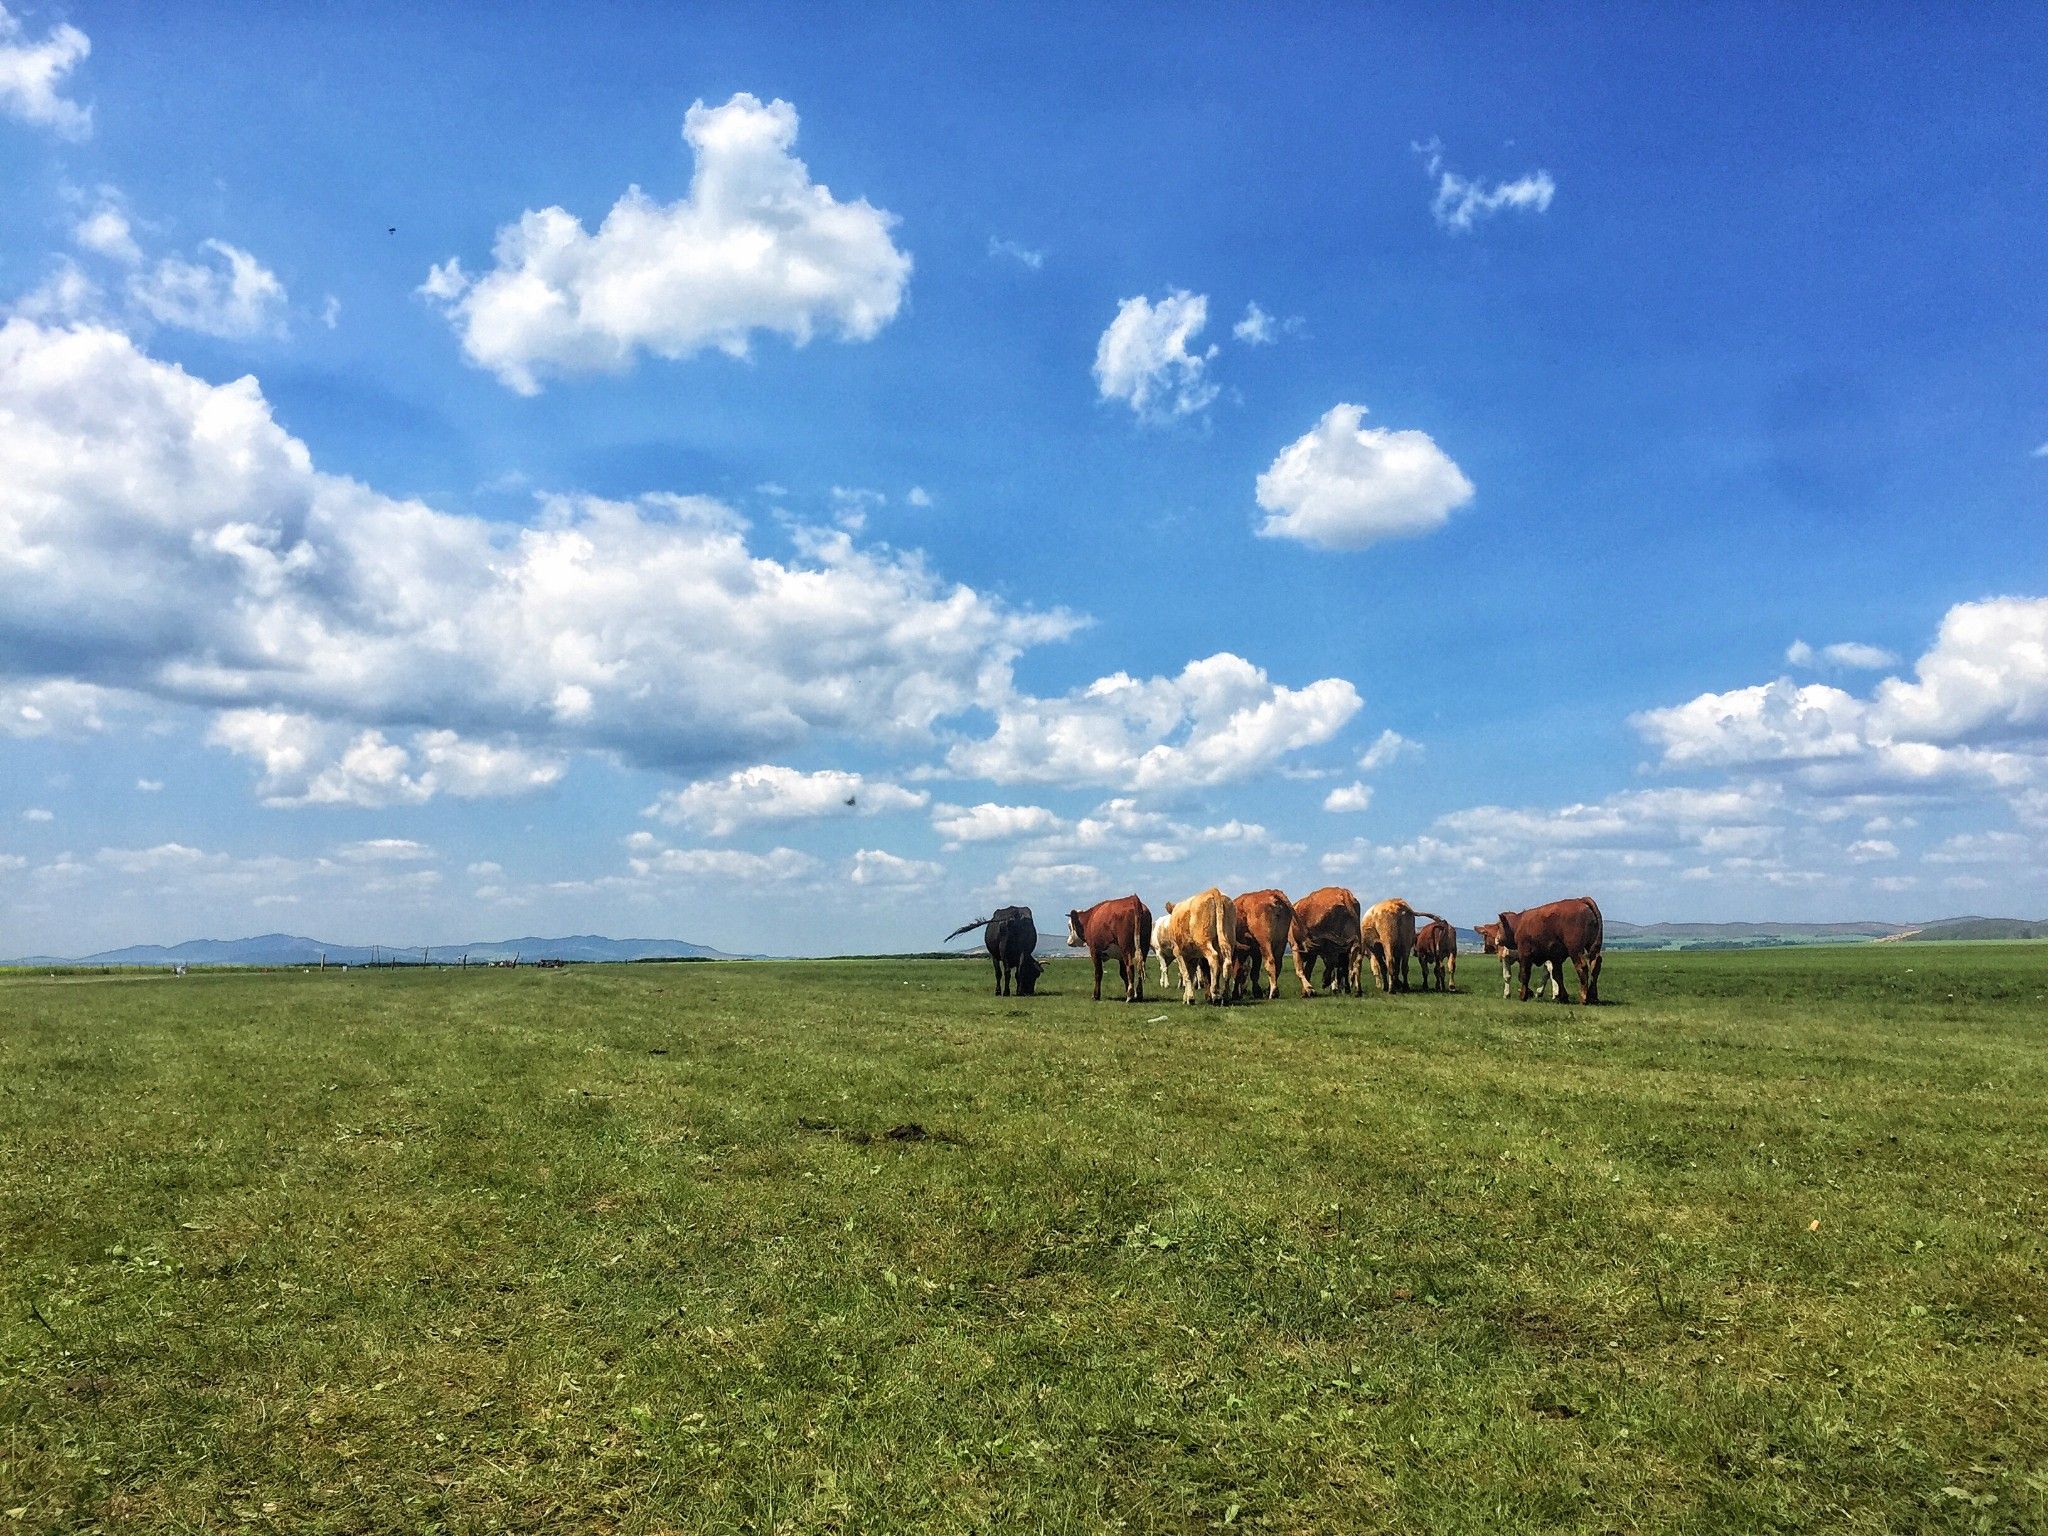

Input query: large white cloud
[645,764,927,837]
[1092,290,1218,422]
[947,653,1361,790]
[1635,598,2048,794]
[0,318,1075,800]
[423,93,911,393]
[0,3,90,139]
[1255,404,1473,549]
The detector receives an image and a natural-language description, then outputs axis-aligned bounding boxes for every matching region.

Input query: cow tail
[1580,896,1604,954]
[944,917,991,942]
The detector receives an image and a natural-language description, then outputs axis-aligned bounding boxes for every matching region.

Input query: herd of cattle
[947,891,1605,1006]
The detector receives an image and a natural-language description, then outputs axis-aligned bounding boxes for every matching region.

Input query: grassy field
[3,946,2045,1533]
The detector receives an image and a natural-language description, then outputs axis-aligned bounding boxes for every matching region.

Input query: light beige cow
[1159,886,1238,1005]
[1360,898,1418,994]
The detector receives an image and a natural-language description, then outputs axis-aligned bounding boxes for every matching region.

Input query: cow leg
[1131,946,1144,1002]
[1517,956,1533,1003]
[993,955,1005,996]
[1091,951,1104,1002]
[1586,951,1602,1005]
[1500,955,1513,999]
[1447,951,1457,992]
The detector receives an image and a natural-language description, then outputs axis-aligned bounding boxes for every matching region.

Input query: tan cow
[1360,898,1420,993]
[1229,889,1293,1001]
[1160,887,1237,1005]
[1289,886,1362,996]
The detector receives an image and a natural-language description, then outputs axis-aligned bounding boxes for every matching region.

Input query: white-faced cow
[1495,897,1604,1004]
[1475,920,1560,1000]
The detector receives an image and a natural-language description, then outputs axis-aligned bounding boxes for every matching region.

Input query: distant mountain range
[5,933,746,967]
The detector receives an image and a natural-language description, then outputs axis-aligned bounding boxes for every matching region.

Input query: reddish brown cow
[1289,886,1362,997]
[1067,894,1154,1003]
[1475,920,1558,1000]
[1230,889,1294,1001]
[1497,897,1604,1004]
[1412,917,1457,992]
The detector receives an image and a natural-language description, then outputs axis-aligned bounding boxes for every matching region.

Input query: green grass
[3,947,2046,1533]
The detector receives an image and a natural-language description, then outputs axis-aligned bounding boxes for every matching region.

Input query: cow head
[1017,953,1042,995]
[1476,921,1502,955]
[1066,911,1084,947]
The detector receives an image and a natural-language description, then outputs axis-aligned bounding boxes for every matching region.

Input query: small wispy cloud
[987,236,1045,270]
[1413,138,1555,233]
[1233,302,1275,345]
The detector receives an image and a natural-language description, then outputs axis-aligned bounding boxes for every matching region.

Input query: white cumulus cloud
[0,318,1075,803]
[1323,781,1374,813]
[0,3,90,138]
[1255,404,1473,549]
[948,652,1361,791]
[1786,638,1900,671]
[74,204,140,265]
[645,764,928,837]
[931,801,1065,847]
[1636,597,2048,796]
[128,240,288,338]
[423,93,911,394]
[207,710,564,809]
[1093,290,1218,422]
[849,847,942,887]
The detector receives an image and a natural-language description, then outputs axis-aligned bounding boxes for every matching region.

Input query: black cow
[945,906,1042,996]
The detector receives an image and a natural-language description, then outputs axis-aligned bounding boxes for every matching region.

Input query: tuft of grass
[3,945,2045,1532]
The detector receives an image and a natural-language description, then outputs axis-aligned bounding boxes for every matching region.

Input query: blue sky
[3,2,2045,955]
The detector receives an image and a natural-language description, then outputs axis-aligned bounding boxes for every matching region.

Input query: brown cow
[1496,897,1604,1004]
[1360,898,1421,993]
[1412,917,1457,992]
[1067,894,1154,1003]
[1230,889,1293,1001]
[1477,920,1559,1000]
[1289,886,1362,997]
